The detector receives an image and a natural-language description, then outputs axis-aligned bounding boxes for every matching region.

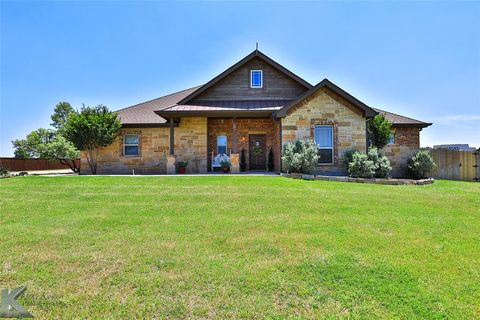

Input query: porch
[165,116,281,174]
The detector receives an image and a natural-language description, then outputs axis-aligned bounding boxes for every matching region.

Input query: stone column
[230,153,240,174]
[166,155,176,175]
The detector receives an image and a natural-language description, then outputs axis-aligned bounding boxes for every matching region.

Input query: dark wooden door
[249,134,266,170]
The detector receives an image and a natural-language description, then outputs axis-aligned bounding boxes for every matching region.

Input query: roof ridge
[115,85,203,112]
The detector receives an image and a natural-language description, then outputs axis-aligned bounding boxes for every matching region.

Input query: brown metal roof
[156,103,280,119]
[275,79,377,118]
[115,86,201,126]
[373,108,432,128]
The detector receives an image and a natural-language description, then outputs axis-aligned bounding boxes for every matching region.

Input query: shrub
[343,149,358,169]
[367,147,392,178]
[281,140,319,174]
[268,148,274,171]
[220,160,231,168]
[407,150,436,179]
[177,161,188,168]
[347,147,391,178]
[348,152,376,178]
[0,166,9,177]
[240,149,247,171]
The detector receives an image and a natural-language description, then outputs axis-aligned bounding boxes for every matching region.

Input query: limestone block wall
[281,88,367,175]
[382,127,420,177]
[80,117,208,174]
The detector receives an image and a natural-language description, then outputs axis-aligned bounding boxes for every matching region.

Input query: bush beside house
[347,147,392,178]
[281,140,319,174]
[407,150,436,179]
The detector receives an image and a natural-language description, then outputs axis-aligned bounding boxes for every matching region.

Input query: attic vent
[250,70,263,88]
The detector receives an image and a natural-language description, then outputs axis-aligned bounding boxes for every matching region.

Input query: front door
[249,134,266,170]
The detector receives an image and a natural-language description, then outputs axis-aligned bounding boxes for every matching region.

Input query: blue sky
[1,1,479,156]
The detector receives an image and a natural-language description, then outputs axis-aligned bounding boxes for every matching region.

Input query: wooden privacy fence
[429,149,479,182]
[0,157,80,172]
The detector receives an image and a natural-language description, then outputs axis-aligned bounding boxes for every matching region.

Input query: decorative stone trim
[281,173,434,185]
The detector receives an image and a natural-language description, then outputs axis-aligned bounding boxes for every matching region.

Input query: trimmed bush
[268,148,274,171]
[343,149,358,169]
[0,166,9,177]
[281,140,319,174]
[347,147,392,178]
[368,147,392,178]
[407,150,436,179]
[348,152,376,178]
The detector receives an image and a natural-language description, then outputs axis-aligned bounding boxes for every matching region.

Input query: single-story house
[80,49,432,176]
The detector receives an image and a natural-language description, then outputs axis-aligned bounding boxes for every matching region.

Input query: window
[217,135,227,154]
[387,132,395,145]
[250,70,263,88]
[123,134,139,156]
[314,125,334,164]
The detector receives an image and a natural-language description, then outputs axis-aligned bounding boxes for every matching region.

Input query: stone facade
[80,117,208,174]
[207,118,281,172]
[282,88,367,175]
[382,127,420,177]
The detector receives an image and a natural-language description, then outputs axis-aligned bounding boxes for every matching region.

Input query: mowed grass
[0,176,479,319]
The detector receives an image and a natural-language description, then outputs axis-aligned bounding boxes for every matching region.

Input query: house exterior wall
[190,57,308,102]
[382,127,421,177]
[80,117,208,174]
[281,88,367,175]
[207,118,281,172]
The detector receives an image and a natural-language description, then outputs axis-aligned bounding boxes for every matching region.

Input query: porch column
[232,117,237,153]
[166,118,176,174]
[169,118,174,155]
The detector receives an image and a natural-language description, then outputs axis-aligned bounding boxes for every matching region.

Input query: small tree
[281,140,319,174]
[63,105,121,174]
[43,136,81,173]
[240,149,247,171]
[268,147,274,171]
[51,102,75,130]
[368,114,393,149]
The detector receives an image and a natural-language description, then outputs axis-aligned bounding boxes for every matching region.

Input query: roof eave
[155,109,274,119]
[393,123,432,129]
[275,79,377,118]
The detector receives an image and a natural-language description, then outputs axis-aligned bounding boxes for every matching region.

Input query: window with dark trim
[123,134,139,156]
[314,125,334,164]
[250,70,263,88]
[217,135,227,154]
[387,132,395,145]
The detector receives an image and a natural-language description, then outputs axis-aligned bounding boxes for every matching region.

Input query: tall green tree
[63,105,121,174]
[368,114,394,149]
[51,102,75,130]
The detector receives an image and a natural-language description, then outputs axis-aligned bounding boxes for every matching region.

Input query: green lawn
[0,176,479,319]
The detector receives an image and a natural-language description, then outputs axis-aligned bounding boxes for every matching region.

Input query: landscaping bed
[281,172,434,185]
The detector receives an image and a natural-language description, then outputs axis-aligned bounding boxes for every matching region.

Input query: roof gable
[178,50,312,104]
[275,79,377,118]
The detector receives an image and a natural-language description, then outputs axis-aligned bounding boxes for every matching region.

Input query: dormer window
[250,70,263,88]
